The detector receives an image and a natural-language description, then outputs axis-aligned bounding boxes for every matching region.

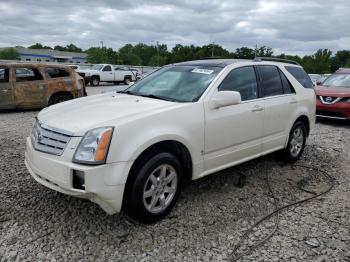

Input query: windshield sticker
[191,68,214,75]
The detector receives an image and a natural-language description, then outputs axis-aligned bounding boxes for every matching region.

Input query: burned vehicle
[0,63,86,110]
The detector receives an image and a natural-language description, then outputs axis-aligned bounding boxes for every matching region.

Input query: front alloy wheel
[124,152,183,224]
[143,164,178,214]
[281,121,306,162]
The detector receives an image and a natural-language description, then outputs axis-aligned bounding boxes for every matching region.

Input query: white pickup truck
[76,64,137,86]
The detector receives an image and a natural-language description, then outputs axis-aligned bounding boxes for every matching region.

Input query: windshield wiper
[117,90,180,102]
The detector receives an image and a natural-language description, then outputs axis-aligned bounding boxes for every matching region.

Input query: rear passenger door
[45,67,74,97]
[14,67,48,109]
[0,67,15,109]
[257,65,297,152]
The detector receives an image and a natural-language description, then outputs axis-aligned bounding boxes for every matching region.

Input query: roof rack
[253,57,300,65]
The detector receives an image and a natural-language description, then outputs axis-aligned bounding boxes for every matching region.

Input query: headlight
[73,127,114,165]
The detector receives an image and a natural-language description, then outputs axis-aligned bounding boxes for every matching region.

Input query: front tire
[124,152,183,224]
[281,121,307,162]
[91,76,100,86]
[124,77,131,85]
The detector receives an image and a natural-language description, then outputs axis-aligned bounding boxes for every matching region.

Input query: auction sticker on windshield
[191,68,214,75]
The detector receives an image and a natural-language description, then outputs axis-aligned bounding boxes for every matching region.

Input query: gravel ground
[0,111,349,262]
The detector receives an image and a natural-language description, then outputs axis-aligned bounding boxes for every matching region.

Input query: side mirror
[209,91,241,109]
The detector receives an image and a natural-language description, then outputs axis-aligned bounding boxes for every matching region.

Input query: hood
[315,86,350,97]
[76,69,99,74]
[38,93,176,136]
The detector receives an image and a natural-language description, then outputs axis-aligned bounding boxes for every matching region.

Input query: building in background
[1,47,87,64]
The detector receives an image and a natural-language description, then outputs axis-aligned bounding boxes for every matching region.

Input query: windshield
[323,74,350,88]
[91,64,104,71]
[125,65,221,102]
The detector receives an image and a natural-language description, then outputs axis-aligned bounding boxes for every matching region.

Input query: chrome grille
[31,120,72,156]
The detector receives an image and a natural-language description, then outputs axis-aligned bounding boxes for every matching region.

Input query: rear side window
[285,66,313,88]
[279,70,295,94]
[218,66,258,101]
[46,68,70,78]
[15,68,43,82]
[258,65,284,97]
[0,68,9,83]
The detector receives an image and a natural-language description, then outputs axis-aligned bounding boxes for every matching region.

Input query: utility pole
[211,43,215,58]
[254,44,257,58]
[100,41,104,49]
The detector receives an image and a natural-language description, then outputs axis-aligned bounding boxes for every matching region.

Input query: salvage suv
[0,63,86,110]
[25,58,316,223]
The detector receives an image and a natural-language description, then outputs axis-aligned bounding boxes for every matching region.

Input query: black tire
[124,152,183,224]
[124,77,131,85]
[281,121,307,163]
[49,94,72,105]
[91,76,100,86]
[114,81,119,85]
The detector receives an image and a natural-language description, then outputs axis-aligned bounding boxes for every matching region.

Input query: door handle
[290,98,298,104]
[251,105,264,112]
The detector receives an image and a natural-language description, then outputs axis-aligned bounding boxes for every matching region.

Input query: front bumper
[316,100,350,120]
[25,137,133,214]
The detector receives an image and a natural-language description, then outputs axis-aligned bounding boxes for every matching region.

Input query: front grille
[316,110,345,118]
[31,120,72,156]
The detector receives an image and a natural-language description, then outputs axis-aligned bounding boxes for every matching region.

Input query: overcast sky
[0,0,349,55]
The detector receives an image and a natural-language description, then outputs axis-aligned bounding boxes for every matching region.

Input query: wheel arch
[48,91,73,105]
[121,139,193,210]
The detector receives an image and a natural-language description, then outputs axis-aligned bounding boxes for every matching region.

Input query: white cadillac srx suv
[25,58,316,223]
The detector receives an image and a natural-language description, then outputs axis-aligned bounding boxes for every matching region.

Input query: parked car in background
[68,65,81,70]
[316,73,331,85]
[308,74,322,86]
[0,63,86,110]
[25,58,315,223]
[76,64,136,86]
[315,68,350,120]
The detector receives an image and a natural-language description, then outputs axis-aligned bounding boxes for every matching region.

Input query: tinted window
[285,66,313,88]
[259,65,284,97]
[0,68,9,83]
[103,65,112,72]
[279,70,295,94]
[218,66,258,101]
[46,68,70,78]
[15,68,43,82]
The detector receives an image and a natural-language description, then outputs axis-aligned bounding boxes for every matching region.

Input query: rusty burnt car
[0,63,86,110]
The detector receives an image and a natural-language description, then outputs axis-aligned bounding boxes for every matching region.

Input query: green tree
[28,43,52,49]
[302,49,332,73]
[148,55,167,66]
[234,47,255,59]
[86,47,118,64]
[0,48,20,60]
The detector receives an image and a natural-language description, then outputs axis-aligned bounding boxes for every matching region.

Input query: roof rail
[253,57,300,65]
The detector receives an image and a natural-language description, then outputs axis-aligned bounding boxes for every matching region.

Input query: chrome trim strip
[316,114,348,120]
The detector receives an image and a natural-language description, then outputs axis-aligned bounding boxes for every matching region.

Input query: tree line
[1,42,350,73]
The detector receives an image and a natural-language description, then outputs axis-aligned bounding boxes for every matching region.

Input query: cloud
[0,0,349,55]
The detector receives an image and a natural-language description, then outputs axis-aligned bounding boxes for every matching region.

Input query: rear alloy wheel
[124,77,131,85]
[125,152,183,224]
[282,121,306,162]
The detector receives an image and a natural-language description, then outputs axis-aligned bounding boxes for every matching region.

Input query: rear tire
[124,77,131,85]
[49,94,72,105]
[124,152,183,224]
[281,121,307,163]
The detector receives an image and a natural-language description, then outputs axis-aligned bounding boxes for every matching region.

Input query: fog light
[72,170,85,190]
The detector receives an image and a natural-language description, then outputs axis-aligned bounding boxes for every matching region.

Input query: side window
[285,66,313,89]
[259,65,284,97]
[46,68,70,78]
[15,68,43,82]
[103,66,112,72]
[0,68,10,83]
[279,70,295,94]
[218,66,258,101]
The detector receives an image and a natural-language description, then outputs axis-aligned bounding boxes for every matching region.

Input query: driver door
[101,65,114,82]
[203,66,264,173]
